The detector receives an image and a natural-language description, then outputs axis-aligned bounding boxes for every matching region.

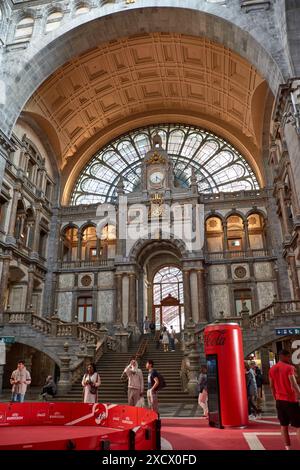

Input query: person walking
[143,316,150,335]
[123,357,144,406]
[197,365,208,417]
[41,375,56,401]
[169,326,176,352]
[269,350,300,450]
[149,321,155,337]
[10,360,31,403]
[82,363,101,403]
[162,327,169,352]
[245,362,259,419]
[251,361,263,413]
[146,359,159,414]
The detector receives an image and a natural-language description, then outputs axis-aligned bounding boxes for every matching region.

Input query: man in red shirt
[269,350,300,450]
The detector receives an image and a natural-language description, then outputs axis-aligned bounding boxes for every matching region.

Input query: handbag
[136,397,145,407]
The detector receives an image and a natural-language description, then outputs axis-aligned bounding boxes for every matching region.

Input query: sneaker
[249,414,257,420]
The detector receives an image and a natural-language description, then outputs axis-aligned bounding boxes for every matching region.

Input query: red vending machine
[204,323,248,428]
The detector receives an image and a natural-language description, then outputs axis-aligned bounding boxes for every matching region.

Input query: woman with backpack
[82,363,101,403]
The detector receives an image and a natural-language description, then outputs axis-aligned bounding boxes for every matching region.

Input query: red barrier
[204,323,248,427]
[0,403,159,450]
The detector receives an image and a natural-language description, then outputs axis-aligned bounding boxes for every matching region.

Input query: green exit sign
[0,336,15,344]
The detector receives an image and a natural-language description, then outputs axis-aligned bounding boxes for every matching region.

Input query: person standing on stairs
[162,326,169,352]
[169,325,176,352]
[123,357,144,406]
[82,363,101,403]
[144,316,150,335]
[146,359,159,414]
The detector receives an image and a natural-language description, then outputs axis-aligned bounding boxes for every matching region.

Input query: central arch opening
[153,266,184,333]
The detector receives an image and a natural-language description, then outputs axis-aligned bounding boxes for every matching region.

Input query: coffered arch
[23,32,270,203]
[3,4,284,142]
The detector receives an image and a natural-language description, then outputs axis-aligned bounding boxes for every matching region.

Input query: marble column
[7,189,20,240]
[287,252,300,300]
[278,184,290,237]
[32,208,41,255]
[26,267,34,310]
[243,220,250,252]
[0,257,10,320]
[183,269,192,324]
[77,233,82,262]
[222,221,228,253]
[128,273,137,326]
[115,273,123,326]
[287,162,300,218]
[197,268,207,322]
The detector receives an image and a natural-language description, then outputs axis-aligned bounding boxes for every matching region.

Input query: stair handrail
[135,337,149,362]
[70,335,108,385]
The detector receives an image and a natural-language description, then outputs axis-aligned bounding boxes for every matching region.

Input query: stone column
[57,343,72,395]
[7,189,20,241]
[222,221,228,253]
[286,162,300,218]
[196,268,207,322]
[287,251,300,300]
[243,220,250,252]
[277,184,290,237]
[183,269,192,325]
[25,267,34,310]
[0,257,11,320]
[260,347,270,384]
[115,273,123,326]
[77,233,82,262]
[128,273,137,326]
[32,207,41,256]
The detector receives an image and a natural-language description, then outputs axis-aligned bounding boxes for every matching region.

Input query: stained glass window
[71,124,259,205]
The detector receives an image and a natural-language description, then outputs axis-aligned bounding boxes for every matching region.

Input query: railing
[205,249,272,261]
[71,335,108,385]
[31,314,51,335]
[135,337,149,362]
[201,188,270,202]
[58,259,114,269]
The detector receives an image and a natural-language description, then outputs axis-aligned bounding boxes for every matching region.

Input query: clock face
[149,171,164,185]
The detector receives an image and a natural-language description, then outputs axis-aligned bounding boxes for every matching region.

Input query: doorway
[152,266,184,332]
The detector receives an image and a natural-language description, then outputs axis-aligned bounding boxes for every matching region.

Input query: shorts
[276,400,300,427]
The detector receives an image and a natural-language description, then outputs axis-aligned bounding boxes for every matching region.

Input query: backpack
[156,373,166,391]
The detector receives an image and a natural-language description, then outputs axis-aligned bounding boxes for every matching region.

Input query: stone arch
[78,221,97,236]
[245,332,297,358]
[245,208,267,219]
[225,210,247,222]
[0,5,287,137]
[129,238,188,265]
[205,212,225,224]
[60,222,79,236]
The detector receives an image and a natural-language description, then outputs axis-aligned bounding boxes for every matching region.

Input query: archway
[153,266,184,332]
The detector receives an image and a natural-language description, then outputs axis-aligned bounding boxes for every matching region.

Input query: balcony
[204,248,272,262]
[57,259,115,270]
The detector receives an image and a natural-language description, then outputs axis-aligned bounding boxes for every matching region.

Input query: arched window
[15,17,34,42]
[226,215,244,253]
[81,226,97,261]
[205,216,223,253]
[45,11,63,32]
[14,200,26,242]
[71,124,259,205]
[62,226,78,261]
[247,213,266,250]
[100,224,116,259]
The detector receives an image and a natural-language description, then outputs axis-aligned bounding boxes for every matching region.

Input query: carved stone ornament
[81,275,92,287]
[234,266,247,279]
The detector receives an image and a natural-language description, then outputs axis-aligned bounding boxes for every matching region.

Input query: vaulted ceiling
[24,32,269,191]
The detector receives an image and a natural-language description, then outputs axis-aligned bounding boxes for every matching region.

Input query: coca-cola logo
[204,330,227,347]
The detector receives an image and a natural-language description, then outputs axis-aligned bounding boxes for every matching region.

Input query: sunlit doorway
[152,266,184,332]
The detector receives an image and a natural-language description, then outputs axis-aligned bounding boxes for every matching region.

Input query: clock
[149,171,164,185]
